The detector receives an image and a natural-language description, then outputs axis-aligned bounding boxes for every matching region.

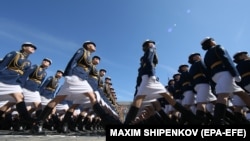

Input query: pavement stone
[0,130,106,141]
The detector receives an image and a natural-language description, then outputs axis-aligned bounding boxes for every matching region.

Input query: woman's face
[23,46,36,54]
[87,43,96,53]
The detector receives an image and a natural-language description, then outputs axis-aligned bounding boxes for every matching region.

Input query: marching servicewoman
[0,42,37,129]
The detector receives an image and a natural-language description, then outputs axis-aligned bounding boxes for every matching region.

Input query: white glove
[234,76,241,82]
[151,76,157,82]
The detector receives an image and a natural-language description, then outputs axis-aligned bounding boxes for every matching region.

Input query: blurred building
[116,101,131,122]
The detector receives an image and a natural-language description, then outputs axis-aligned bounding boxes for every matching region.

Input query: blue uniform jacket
[18,64,47,92]
[88,65,99,91]
[0,51,32,85]
[167,85,175,95]
[236,60,250,90]
[189,60,211,86]
[92,66,116,108]
[87,66,116,110]
[178,71,194,93]
[40,76,60,99]
[140,47,156,77]
[204,45,239,77]
[134,65,143,97]
[172,80,184,100]
[63,48,91,81]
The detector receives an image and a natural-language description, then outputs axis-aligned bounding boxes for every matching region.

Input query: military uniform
[18,58,52,111]
[135,40,165,101]
[188,52,217,124]
[40,70,63,108]
[0,42,37,128]
[171,73,183,102]
[103,77,112,98]
[124,39,200,125]
[233,51,250,92]
[0,43,35,95]
[177,64,196,109]
[133,56,143,98]
[51,41,95,101]
[33,41,95,132]
[90,67,106,108]
[69,56,120,131]
[201,37,249,124]
[164,79,175,114]
[98,69,106,90]
[34,41,121,133]
[231,51,250,123]
[39,69,64,131]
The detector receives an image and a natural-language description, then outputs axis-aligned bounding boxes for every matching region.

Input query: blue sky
[0,0,250,102]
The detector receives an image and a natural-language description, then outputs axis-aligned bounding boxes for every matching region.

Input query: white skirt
[0,82,22,95]
[41,96,52,106]
[231,95,246,107]
[78,102,92,110]
[212,71,244,94]
[0,100,8,107]
[0,95,16,102]
[194,83,217,103]
[95,91,101,103]
[72,97,91,105]
[244,84,250,93]
[57,75,93,101]
[182,90,195,105]
[136,75,166,101]
[55,103,69,114]
[22,88,41,103]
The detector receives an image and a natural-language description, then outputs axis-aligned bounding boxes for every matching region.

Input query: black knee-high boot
[76,115,87,131]
[151,113,164,124]
[75,114,84,131]
[0,110,5,128]
[144,115,160,125]
[224,110,237,124]
[57,111,73,133]
[157,109,177,124]
[123,106,139,125]
[196,110,207,125]
[212,103,227,125]
[234,112,250,124]
[173,102,201,124]
[31,106,54,133]
[16,102,33,123]
[0,110,4,119]
[206,112,214,121]
[2,113,12,130]
[81,116,89,131]
[93,102,122,127]
[51,114,60,130]
[35,109,42,118]
[16,102,34,130]
[85,117,95,131]
[37,106,54,121]
[75,114,84,125]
